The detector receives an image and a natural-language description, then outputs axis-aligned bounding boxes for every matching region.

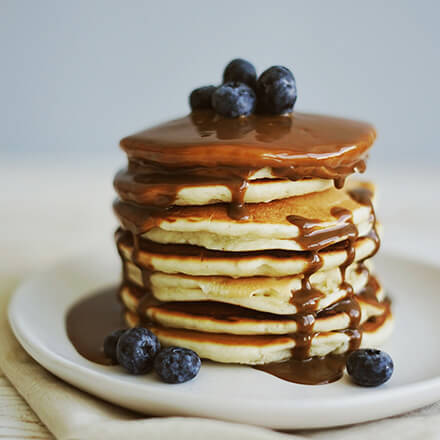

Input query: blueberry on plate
[103,328,126,364]
[346,349,394,387]
[189,85,216,111]
[256,65,297,115]
[223,58,257,89]
[154,346,201,384]
[116,327,161,375]
[212,82,256,118]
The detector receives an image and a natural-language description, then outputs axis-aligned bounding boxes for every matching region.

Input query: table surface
[0,371,52,439]
[1,163,438,438]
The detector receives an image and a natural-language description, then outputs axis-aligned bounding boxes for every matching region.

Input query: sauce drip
[285,203,361,360]
[290,251,324,314]
[255,355,348,385]
[348,187,381,259]
[115,164,255,220]
[330,206,359,295]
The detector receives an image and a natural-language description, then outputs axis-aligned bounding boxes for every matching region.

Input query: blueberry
[256,66,297,114]
[189,85,216,111]
[116,327,161,375]
[103,328,126,364]
[223,58,257,89]
[212,82,256,118]
[154,347,201,384]
[347,349,394,387]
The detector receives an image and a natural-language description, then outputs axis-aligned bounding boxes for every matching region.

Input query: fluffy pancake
[114,166,333,206]
[121,276,385,335]
[116,228,380,277]
[124,308,393,365]
[143,218,373,252]
[121,260,372,314]
[114,180,375,251]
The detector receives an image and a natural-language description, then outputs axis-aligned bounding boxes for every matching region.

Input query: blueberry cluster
[104,327,201,384]
[346,349,394,387]
[190,59,297,118]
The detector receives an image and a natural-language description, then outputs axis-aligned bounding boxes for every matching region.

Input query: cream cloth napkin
[1,275,440,440]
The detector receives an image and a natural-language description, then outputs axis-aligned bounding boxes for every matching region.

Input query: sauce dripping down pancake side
[284,204,360,360]
[255,188,380,381]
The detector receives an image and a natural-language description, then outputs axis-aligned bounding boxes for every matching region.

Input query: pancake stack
[113,110,393,379]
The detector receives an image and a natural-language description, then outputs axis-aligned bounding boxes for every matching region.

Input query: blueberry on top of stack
[190,59,297,117]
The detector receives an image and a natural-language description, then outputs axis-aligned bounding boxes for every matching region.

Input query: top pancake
[120,111,376,181]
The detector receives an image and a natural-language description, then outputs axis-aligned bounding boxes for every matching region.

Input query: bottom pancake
[124,307,393,365]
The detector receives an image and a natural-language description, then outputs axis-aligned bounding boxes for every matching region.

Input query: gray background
[2,0,439,169]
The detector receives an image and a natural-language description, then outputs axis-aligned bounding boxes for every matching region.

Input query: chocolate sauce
[284,203,362,360]
[112,199,164,236]
[255,354,348,385]
[318,297,361,328]
[363,300,391,332]
[329,206,358,295]
[348,187,381,260]
[290,251,324,314]
[65,287,125,365]
[343,328,363,351]
[287,215,349,251]
[348,187,373,206]
[356,274,383,305]
[115,164,254,220]
[120,111,376,174]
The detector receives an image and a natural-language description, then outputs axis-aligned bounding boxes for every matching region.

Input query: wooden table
[0,370,52,439]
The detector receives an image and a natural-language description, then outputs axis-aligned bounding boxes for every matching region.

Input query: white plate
[8,248,440,429]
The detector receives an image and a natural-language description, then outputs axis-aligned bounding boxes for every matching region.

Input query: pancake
[114,166,334,206]
[124,308,393,365]
[121,260,372,314]
[114,180,375,251]
[143,218,373,252]
[116,227,381,277]
[120,275,386,335]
